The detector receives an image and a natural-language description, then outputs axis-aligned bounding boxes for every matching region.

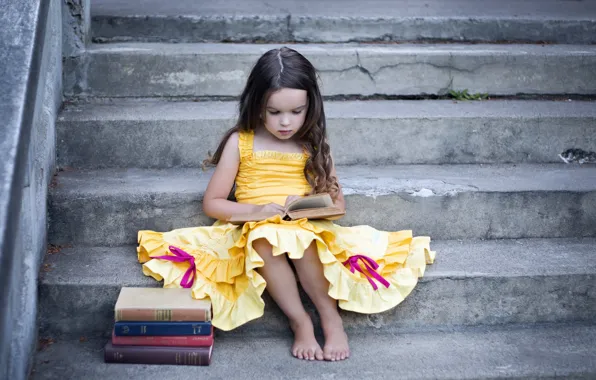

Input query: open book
[227,193,345,224]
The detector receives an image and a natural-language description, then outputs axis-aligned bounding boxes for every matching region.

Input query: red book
[104,341,213,366]
[111,327,213,347]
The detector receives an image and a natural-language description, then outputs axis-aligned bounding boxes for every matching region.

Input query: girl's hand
[284,195,302,208]
[260,203,286,215]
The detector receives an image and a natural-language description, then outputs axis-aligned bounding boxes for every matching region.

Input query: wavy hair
[206,47,339,200]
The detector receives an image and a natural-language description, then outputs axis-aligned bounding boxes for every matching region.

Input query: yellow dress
[137,130,435,331]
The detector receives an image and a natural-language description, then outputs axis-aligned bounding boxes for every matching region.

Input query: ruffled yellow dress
[137,130,435,331]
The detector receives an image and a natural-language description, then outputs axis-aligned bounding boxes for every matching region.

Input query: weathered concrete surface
[47,165,596,246]
[57,99,596,168]
[38,238,596,339]
[62,0,90,58]
[91,0,596,44]
[32,324,596,379]
[63,43,596,98]
[0,0,62,379]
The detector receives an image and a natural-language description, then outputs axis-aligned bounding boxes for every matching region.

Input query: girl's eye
[267,110,303,115]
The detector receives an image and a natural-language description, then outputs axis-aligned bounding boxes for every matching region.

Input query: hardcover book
[104,341,213,366]
[114,287,211,322]
[111,327,214,347]
[114,321,212,336]
[226,193,345,224]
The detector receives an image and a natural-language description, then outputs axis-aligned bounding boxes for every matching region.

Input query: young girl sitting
[137,47,435,362]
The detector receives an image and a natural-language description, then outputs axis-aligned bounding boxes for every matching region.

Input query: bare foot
[289,315,324,361]
[321,313,350,361]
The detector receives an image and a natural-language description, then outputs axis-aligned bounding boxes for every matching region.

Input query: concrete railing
[0,0,63,379]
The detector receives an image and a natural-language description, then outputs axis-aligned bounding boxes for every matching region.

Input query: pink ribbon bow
[342,255,390,291]
[154,246,196,288]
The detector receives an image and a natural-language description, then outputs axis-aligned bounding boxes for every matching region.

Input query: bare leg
[292,241,350,361]
[252,238,324,361]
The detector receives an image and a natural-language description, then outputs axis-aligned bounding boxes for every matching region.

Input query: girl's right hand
[260,203,285,215]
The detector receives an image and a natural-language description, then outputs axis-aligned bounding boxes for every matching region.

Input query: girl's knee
[252,238,271,250]
[294,240,318,262]
[252,238,278,261]
[305,241,318,255]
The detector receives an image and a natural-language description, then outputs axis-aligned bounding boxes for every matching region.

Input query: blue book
[114,321,212,336]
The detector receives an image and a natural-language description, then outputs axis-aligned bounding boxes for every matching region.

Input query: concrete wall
[62,0,91,58]
[3,1,63,379]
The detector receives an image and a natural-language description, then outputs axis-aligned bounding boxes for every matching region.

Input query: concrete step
[64,43,596,98]
[38,238,596,339]
[32,323,596,379]
[57,99,596,168]
[91,0,596,44]
[48,164,596,246]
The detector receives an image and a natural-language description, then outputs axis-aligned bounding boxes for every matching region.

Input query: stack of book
[104,287,213,366]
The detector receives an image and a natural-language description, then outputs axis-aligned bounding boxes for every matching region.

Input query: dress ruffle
[137,216,435,330]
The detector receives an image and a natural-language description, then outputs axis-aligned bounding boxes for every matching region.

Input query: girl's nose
[280,115,290,126]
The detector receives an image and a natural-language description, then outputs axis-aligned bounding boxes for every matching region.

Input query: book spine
[115,308,210,322]
[104,342,211,366]
[113,321,211,336]
[111,329,213,347]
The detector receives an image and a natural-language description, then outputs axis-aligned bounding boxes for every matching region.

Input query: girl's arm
[330,154,346,211]
[326,156,346,220]
[203,132,263,220]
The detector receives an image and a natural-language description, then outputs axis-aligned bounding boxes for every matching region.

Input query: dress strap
[237,130,254,161]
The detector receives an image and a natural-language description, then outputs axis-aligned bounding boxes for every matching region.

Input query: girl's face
[263,88,308,140]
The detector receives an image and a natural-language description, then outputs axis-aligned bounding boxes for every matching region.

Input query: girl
[137,47,435,362]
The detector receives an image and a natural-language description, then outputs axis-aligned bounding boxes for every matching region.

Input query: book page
[286,193,334,212]
[116,288,211,310]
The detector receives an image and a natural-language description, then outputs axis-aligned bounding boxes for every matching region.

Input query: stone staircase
[34,1,596,379]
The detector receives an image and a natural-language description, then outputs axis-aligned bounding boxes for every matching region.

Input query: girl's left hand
[285,195,302,208]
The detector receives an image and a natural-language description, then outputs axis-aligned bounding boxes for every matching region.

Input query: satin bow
[154,246,196,288]
[342,255,390,291]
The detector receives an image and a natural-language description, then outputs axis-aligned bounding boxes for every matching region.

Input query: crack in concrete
[286,14,293,40]
[438,54,456,94]
[437,76,454,95]
[319,51,478,93]
[65,0,84,20]
[485,219,495,240]
[318,64,366,78]
[356,51,375,83]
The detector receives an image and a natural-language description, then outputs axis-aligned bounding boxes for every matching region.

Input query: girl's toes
[330,350,338,361]
[307,348,315,360]
[315,348,324,361]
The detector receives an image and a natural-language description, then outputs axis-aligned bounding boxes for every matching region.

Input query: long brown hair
[207,47,339,199]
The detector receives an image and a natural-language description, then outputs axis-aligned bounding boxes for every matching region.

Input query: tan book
[227,193,345,224]
[115,287,211,322]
